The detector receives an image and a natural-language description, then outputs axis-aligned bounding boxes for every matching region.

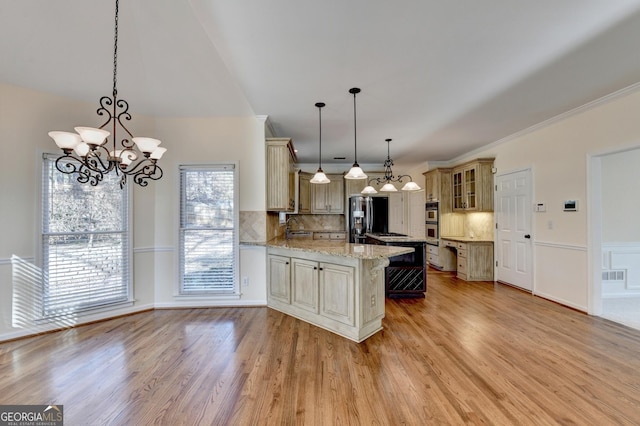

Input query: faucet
[285,216,299,239]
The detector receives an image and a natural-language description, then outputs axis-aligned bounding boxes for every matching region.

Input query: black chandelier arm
[131,162,163,187]
[54,153,105,186]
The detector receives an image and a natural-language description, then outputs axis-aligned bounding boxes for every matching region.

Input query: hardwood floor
[2,269,640,425]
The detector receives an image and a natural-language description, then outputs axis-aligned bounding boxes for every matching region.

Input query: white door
[495,169,533,291]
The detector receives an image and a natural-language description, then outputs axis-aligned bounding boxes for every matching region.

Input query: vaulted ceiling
[3,0,640,168]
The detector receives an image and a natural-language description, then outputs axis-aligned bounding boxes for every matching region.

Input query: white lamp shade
[401,181,421,191]
[73,142,90,157]
[344,165,367,179]
[310,170,330,184]
[150,147,167,160]
[380,182,398,192]
[74,127,110,146]
[48,131,81,150]
[361,186,378,194]
[133,137,161,153]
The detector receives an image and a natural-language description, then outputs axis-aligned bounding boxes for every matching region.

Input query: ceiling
[3,0,640,169]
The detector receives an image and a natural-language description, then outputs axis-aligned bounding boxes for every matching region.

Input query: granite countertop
[266,237,414,260]
[365,233,426,243]
[441,236,494,243]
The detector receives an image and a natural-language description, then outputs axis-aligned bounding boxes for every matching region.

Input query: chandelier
[361,139,421,194]
[48,0,165,188]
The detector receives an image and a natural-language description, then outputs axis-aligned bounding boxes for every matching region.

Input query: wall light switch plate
[535,203,546,212]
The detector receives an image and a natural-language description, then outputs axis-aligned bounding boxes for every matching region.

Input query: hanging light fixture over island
[344,87,367,180]
[361,139,421,194]
[310,102,330,184]
[48,0,166,188]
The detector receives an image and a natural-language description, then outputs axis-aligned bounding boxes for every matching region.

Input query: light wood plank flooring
[2,269,640,425]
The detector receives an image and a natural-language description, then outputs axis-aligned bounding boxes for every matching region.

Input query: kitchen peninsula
[266,238,413,342]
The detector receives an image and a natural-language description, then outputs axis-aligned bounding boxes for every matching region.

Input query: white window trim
[176,162,240,298]
[37,153,134,321]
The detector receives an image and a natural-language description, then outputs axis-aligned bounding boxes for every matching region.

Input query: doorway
[590,147,640,329]
[495,169,533,291]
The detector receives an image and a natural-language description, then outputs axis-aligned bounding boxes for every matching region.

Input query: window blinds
[179,165,237,294]
[42,155,130,317]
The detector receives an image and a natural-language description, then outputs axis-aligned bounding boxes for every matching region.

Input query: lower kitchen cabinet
[266,245,392,342]
[319,263,355,326]
[291,258,319,313]
[442,239,494,281]
[268,254,291,303]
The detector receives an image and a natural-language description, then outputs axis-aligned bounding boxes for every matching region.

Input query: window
[179,164,238,295]
[41,155,131,318]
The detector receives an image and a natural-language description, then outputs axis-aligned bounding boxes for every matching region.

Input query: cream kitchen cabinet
[266,241,410,342]
[442,238,494,281]
[280,257,355,323]
[298,171,312,214]
[423,168,452,213]
[452,159,494,212]
[311,174,344,214]
[268,254,291,303]
[266,138,297,212]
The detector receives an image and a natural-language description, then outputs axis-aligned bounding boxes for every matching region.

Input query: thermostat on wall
[563,200,578,212]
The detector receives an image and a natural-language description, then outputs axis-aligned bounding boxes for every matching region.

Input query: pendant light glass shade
[344,88,367,180]
[401,181,421,191]
[345,165,367,179]
[380,182,398,192]
[310,170,330,184]
[311,102,330,184]
[361,185,378,194]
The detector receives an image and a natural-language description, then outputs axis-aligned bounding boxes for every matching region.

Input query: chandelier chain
[113,0,119,96]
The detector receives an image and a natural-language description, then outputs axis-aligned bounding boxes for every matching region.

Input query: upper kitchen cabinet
[344,172,386,196]
[298,171,312,214]
[423,168,452,213]
[452,159,494,212]
[311,174,344,214]
[266,138,298,212]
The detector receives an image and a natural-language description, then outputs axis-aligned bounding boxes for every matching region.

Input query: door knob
[524,234,531,239]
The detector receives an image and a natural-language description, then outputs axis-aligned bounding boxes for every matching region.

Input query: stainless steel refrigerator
[348,195,388,243]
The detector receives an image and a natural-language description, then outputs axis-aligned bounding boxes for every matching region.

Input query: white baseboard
[155,300,267,309]
[0,303,154,343]
[533,290,587,313]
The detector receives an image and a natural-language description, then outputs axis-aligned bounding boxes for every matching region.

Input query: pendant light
[361,139,421,193]
[310,102,330,184]
[344,88,367,180]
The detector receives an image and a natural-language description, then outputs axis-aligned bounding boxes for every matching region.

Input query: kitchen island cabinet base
[267,246,392,343]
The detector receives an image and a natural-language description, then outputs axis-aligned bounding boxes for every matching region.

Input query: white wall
[0,83,268,340]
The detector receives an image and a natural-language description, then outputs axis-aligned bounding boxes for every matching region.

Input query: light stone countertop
[441,236,494,243]
[266,238,414,260]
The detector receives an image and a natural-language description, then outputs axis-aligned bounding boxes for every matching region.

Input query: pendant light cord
[349,87,361,166]
[352,90,358,164]
[318,105,322,169]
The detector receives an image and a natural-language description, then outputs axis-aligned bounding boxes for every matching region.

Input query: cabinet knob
[285,262,289,265]
[524,234,531,239]
[314,267,318,270]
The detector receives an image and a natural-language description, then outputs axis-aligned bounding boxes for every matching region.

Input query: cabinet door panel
[268,255,290,303]
[320,263,355,326]
[292,258,319,313]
